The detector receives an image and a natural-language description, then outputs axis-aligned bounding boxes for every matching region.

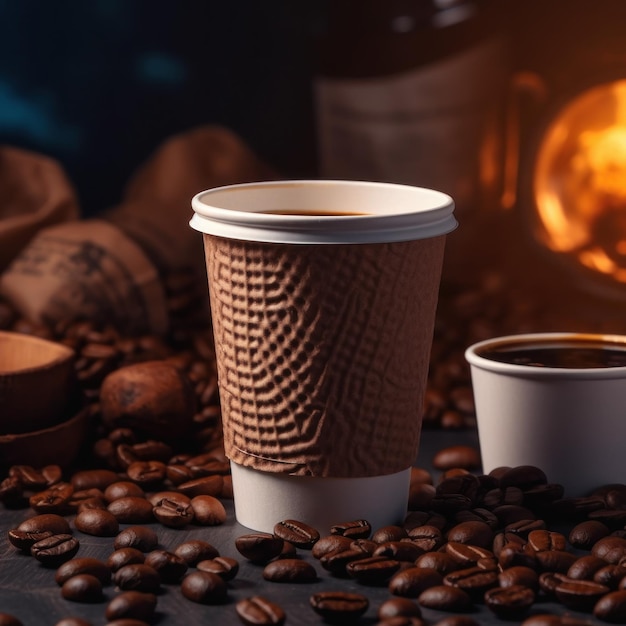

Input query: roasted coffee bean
[415,552,459,576]
[104,481,145,502]
[181,570,227,604]
[567,555,607,581]
[105,591,157,622]
[107,548,146,572]
[527,529,567,552]
[146,490,186,507]
[10,464,61,489]
[554,577,610,611]
[0,476,23,502]
[432,445,481,471]
[594,564,626,589]
[173,540,219,566]
[190,495,226,526]
[484,584,535,619]
[152,495,193,528]
[126,461,167,485]
[589,509,626,528]
[197,556,240,581]
[177,475,223,498]
[407,525,443,552]
[455,508,499,531]
[538,571,569,596]
[61,574,103,603]
[374,541,423,562]
[113,564,161,593]
[592,536,626,564]
[569,520,610,550]
[309,591,369,624]
[445,541,493,567]
[492,504,536,526]
[604,485,626,510]
[71,469,119,491]
[437,474,480,504]
[535,550,578,574]
[106,496,155,525]
[446,521,493,548]
[388,567,443,598]
[330,519,371,539]
[443,565,499,599]
[31,533,80,567]
[273,519,320,549]
[55,557,112,586]
[144,549,188,583]
[498,566,539,591]
[319,548,367,576]
[492,530,526,557]
[69,488,106,511]
[75,508,120,536]
[7,529,53,551]
[0,614,22,626]
[312,535,353,560]
[29,482,74,513]
[378,597,422,619]
[235,533,284,563]
[417,585,473,612]
[497,543,537,570]
[345,556,402,585]
[262,558,317,583]
[499,466,547,490]
[593,589,626,623]
[350,539,378,555]
[114,526,159,552]
[430,493,473,515]
[372,526,408,544]
[505,519,547,538]
[130,440,172,462]
[235,595,286,626]
[482,487,522,509]
[165,464,195,485]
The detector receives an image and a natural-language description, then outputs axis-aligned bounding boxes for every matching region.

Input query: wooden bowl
[0,331,76,434]
[0,401,90,468]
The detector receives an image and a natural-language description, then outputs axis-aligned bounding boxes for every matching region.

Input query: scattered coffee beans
[235,595,286,626]
[180,571,227,605]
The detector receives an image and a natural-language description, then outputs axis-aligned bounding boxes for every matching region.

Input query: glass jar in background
[313,0,511,225]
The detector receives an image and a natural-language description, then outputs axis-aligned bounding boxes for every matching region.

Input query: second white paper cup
[466,332,626,496]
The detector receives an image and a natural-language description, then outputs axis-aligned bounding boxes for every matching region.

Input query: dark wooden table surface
[0,428,606,626]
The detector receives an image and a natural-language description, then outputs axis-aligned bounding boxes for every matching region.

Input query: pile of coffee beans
[4,458,626,624]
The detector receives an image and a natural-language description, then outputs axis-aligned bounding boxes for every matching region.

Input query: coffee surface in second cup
[478,341,626,369]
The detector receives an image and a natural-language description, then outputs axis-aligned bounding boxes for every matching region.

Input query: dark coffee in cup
[476,336,626,369]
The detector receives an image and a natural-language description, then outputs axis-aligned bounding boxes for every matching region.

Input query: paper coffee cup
[191,180,456,532]
[466,332,626,497]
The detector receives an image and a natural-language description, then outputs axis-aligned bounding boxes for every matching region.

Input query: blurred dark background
[0,1,319,216]
[1,0,612,222]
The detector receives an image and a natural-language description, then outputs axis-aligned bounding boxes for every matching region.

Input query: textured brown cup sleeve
[204,234,446,478]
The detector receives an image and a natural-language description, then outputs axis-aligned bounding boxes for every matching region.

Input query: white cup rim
[465,332,626,379]
[190,179,457,244]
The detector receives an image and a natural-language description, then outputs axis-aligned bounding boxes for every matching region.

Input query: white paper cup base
[230,462,411,534]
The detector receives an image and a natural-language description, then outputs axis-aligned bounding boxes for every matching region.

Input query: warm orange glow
[533,80,626,284]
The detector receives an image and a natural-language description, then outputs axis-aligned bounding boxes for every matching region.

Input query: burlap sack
[0,146,78,272]
[1,126,275,334]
